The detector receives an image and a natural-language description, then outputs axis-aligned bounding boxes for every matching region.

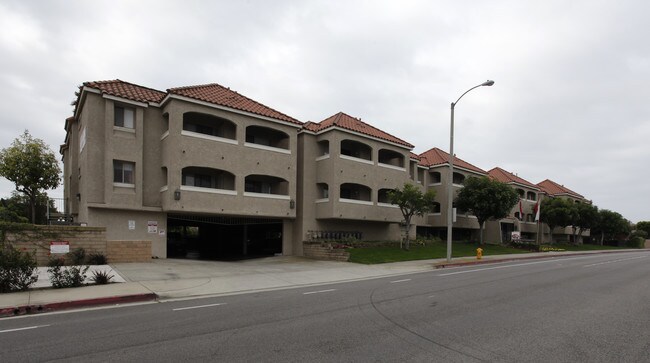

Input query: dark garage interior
[167,214,283,260]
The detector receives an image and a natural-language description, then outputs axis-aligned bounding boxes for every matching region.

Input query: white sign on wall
[148,221,158,234]
[50,241,70,254]
[128,220,136,230]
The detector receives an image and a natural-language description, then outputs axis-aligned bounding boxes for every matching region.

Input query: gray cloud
[0,0,648,222]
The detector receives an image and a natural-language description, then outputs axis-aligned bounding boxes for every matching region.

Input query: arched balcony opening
[317,183,329,199]
[317,140,330,157]
[377,188,393,204]
[245,126,290,150]
[181,167,235,190]
[429,171,441,184]
[378,149,405,168]
[245,175,289,195]
[340,140,372,161]
[340,183,372,202]
[183,112,236,140]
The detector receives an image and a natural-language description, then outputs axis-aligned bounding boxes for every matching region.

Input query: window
[113,160,134,184]
[114,106,134,128]
[526,191,536,201]
[452,172,465,185]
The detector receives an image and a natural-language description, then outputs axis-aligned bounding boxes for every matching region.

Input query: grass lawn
[346,242,528,264]
[346,242,630,264]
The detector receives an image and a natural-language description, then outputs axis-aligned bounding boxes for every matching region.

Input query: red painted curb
[0,293,158,318]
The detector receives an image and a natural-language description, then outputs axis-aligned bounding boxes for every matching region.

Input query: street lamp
[446,80,494,262]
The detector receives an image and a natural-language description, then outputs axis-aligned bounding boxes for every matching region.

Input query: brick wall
[107,240,151,263]
[4,225,107,266]
[3,225,151,265]
[303,242,349,262]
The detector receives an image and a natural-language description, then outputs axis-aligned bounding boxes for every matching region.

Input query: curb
[433,249,638,269]
[0,293,158,318]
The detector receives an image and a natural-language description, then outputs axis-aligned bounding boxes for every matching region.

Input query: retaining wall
[3,225,151,265]
[303,242,350,262]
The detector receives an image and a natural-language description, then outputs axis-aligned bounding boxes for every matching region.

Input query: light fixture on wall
[174,189,181,201]
[289,199,295,209]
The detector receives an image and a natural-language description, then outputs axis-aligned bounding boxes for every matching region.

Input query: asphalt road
[1,251,649,362]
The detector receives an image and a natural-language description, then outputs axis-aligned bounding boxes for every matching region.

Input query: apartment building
[295,112,417,251]
[61,80,302,258]
[537,179,591,243]
[415,147,487,240]
[485,167,541,243]
[61,79,592,259]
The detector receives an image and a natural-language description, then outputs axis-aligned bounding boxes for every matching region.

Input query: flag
[534,201,541,222]
[519,200,524,221]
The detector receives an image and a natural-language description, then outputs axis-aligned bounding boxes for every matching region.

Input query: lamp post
[446,80,494,262]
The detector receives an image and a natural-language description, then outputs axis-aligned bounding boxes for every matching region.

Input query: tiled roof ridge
[537,179,584,198]
[86,79,166,96]
[418,147,487,174]
[167,82,301,125]
[313,111,413,148]
[488,167,539,189]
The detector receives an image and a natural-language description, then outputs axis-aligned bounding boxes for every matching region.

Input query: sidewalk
[1,249,643,318]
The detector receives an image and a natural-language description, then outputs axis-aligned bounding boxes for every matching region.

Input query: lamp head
[482,80,495,86]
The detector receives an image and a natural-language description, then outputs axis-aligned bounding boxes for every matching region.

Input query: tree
[455,176,519,244]
[0,131,61,223]
[592,209,630,245]
[387,183,436,250]
[572,203,599,244]
[540,198,577,243]
[635,221,650,237]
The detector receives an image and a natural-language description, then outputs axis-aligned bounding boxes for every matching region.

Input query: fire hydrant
[476,247,483,260]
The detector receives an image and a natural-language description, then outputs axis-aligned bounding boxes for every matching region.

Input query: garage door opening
[167,214,283,260]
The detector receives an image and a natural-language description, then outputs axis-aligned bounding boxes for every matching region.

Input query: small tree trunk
[29,194,37,224]
[479,222,484,245]
[404,221,411,250]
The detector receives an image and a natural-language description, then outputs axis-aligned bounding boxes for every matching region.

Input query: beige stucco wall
[159,98,299,219]
[296,129,413,244]
[87,207,166,258]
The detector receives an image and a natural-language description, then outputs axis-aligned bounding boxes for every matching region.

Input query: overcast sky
[1,0,648,223]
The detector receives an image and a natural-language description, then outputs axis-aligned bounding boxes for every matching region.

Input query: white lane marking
[0,325,50,334]
[303,289,336,295]
[437,256,596,276]
[390,279,412,283]
[583,255,647,267]
[173,303,227,311]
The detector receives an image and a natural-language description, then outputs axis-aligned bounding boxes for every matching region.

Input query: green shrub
[0,244,38,293]
[87,252,108,265]
[91,270,114,285]
[69,247,86,265]
[47,258,89,289]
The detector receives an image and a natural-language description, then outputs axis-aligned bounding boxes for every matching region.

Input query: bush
[69,248,86,265]
[87,252,108,265]
[47,258,89,289]
[91,270,114,285]
[0,244,38,293]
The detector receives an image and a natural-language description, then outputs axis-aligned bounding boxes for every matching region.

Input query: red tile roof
[537,179,584,199]
[409,152,421,160]
[306,112,413,148]
[418,147,486,174]
[167,83,301,125]
[84,80,166,103]
[488,167,539,189]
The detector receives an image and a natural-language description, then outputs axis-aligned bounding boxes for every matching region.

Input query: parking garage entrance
[167,214,283,260]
